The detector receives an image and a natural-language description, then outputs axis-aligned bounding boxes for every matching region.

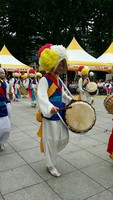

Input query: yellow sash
[36,83,58,152]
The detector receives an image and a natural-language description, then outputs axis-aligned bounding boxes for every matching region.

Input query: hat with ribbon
[27,68,36,77]
[21,72,28,79]
[0,68,5,74]
[13,70,21,77]
[36,72,42,78]
[38,43,67,72]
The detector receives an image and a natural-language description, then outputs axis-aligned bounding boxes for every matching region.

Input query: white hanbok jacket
[37,76,72,167]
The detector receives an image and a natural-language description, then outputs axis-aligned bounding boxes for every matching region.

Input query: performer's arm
[37,77,55,117]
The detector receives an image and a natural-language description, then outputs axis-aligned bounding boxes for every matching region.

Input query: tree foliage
[0,0,113,64]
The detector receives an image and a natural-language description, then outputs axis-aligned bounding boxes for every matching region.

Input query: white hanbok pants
[6,103,11,119]
[0,116,11,145]
[42,118,69,167]
[80,91,91,103]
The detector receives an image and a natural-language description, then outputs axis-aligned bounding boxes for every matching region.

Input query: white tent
[97,42,113,65]
[66,37,111,66]
[0,45,31,71]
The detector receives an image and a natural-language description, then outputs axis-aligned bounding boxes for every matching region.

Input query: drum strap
[57,76,73,98]
[82,77,89,90]
[57,112,68,129]
[45,73,62,91]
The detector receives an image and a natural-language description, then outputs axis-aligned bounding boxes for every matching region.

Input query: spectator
[104,80,112,95]
[68,81,78,94]
[97,79,105,95]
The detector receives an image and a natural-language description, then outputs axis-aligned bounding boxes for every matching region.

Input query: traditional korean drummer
[78,67,91,103]
[37,44,73,177]
[78,67,97,104]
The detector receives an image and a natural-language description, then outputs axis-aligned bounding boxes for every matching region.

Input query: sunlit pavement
[0,96,113,200]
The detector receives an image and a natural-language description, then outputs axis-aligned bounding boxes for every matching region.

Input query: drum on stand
[86,82,97,96]
[63,101,96,133]
[104,94,113,115]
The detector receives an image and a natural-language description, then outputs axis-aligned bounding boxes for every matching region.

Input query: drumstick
[57,76,73,98]
[59,106,72,110]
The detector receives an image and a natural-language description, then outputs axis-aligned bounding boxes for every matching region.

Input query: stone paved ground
[0,96,113,200]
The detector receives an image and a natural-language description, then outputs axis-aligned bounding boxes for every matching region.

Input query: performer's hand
[51,106,59,114]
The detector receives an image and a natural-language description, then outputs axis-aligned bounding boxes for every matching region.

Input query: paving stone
[47,171,104,200]
[0,194,3,200]
[60,149,104,169]
[0,152,26,172]
[70,134,103,149]
[0,97,112,200]
[3,183,62,200]
[81,161,113,188]
[0,165,43,195]
[8,138,39,151]
[85,190,113,200]
[31,156,76,181]
[19,147,44,164]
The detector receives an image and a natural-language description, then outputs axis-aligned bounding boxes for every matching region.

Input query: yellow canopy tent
[0,45,31,71]
[66,37,111,72]
[97,42,113,65]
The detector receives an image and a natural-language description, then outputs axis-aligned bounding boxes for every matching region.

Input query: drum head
[104,94,113,114]
[86,82,97,95]
[64,101,96,133]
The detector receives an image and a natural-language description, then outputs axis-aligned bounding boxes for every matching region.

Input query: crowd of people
[68,78,113,96]
[96,79,113,95]
[0,67,42,150]
[5,69,42,106]
[0,44,113,177]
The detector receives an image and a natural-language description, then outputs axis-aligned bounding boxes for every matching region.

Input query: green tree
[0,0,113,64]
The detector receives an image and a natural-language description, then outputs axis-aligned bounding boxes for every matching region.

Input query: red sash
[45,73,62,91]
[0,86,6,98]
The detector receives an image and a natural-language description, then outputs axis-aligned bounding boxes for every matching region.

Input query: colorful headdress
[21,72,28,79]
[38,43,67,71]
[0,68,5,73]
[13,70,21,77]
[27,68,36,77]
[78,66,89,76]
[78,66,84,76]
[81,68,89,76]
[36,72,42,78]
